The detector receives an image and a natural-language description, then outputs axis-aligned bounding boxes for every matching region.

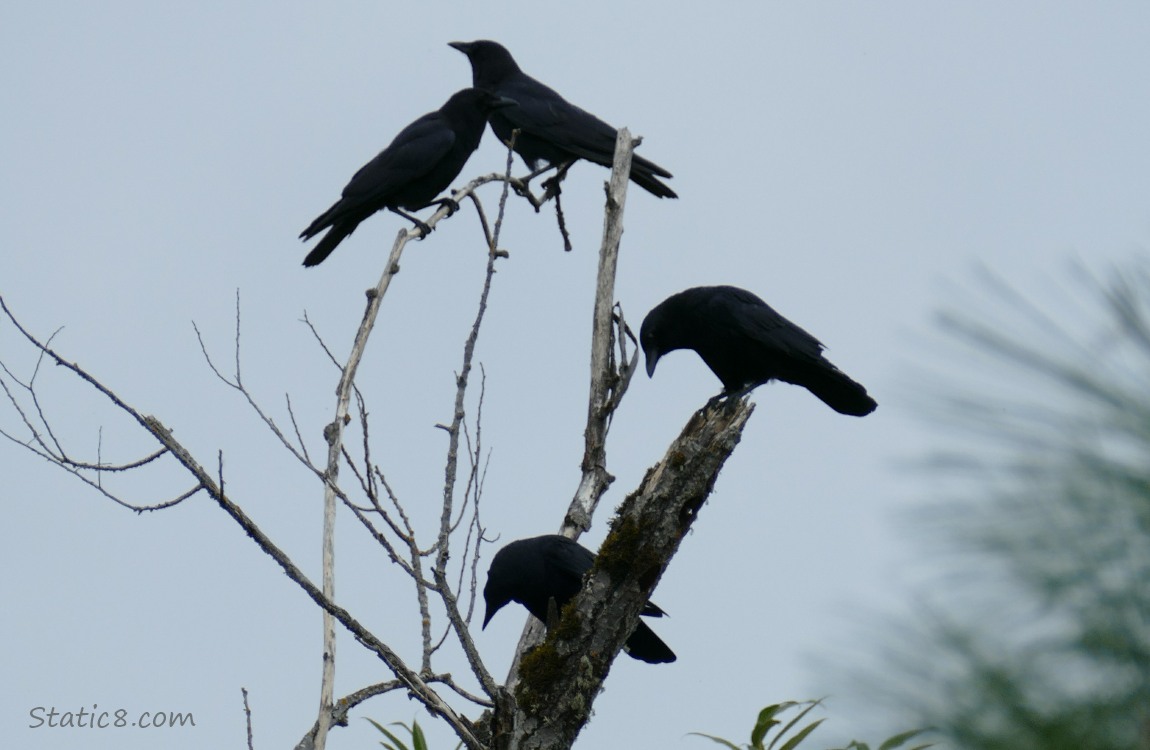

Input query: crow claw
[434,197,460,216]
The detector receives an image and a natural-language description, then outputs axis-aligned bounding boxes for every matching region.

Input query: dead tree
[0,131,752,750]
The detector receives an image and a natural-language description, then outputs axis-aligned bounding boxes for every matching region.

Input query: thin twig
[305,173,509,750]
[294,680,405,750]
[300,312,344,370]
[430,137,519,700]
[241,688,254,750]
[554,189,572,252]
[0,299,483,749]
[192,313,318,473]
[285,394,312,465]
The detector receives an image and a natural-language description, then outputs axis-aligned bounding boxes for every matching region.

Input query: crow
[483,535,676,664]
[448,40,677,199]
[299,88,515,267]
[641,285,877,416]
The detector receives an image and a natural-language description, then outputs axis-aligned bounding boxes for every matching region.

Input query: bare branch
[2,115,712,750]
[23,327,72,457]
[0,298,481,748]
[311,203,411,750]
[241,688,254,750]
[294,672,494,750]
[193,319,239,388]
[455,371,490,626]
[434,674,495,708]
[373,468,417,545]
[300,311,344,371]
[501,148,561,211]
[233,288,243,386]
[294,680,405,750]
[433,372,489,660]
[1,300,205,512]
[144,415,483,748]
[603,304,640,419]
[0,363,170,479]
[193,302,321,474]
[430,139,520,702]
[505,128,639,687]
[552,185,573,252]
[285,394,312,465]
[329,472,422,583]
[304,152,532,748]
[565,129,637,534]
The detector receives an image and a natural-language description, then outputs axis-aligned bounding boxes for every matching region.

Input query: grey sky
[3,3,1149,749]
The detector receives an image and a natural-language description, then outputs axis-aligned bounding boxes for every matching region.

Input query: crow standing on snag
[483,535,676,664]
[299,88,515,267]
[448,40,677,199]
[641,285,877,416]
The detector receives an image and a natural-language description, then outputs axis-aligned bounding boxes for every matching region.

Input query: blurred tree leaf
[872,261,1150,749]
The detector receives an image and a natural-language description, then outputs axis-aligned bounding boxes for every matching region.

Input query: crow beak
[491,95,518,110]
[644,347,660,377]
[482,608,494,629]
[448,41,471,55]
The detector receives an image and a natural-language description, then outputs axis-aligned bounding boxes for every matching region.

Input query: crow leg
[540,161,574,201]
[509,162,563,210]
[722,383,757,400]
[517,161,560,188]
[706,384,756,409]
[423,197,460,216]
[390,208,432,239]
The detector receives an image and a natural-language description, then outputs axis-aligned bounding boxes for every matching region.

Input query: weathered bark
[564,127,637,534]
[484,396,755,749]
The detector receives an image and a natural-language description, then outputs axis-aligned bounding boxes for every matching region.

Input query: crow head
[482,558,514,629]
[640,305,671,378]
[449,40,522,89]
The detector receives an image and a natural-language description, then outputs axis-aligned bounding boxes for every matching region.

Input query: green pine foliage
[886,262,1150,749]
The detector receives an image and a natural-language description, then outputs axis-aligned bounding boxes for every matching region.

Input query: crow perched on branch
[483,535,676,664]
[448,40,677,199]
[299,88,515,267]
[641,285,877,416]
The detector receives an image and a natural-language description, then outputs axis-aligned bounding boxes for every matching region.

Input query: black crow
[641,285,877,416]
[483,535,676,664]
[448,40,677,199]
[300,88,515,267]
